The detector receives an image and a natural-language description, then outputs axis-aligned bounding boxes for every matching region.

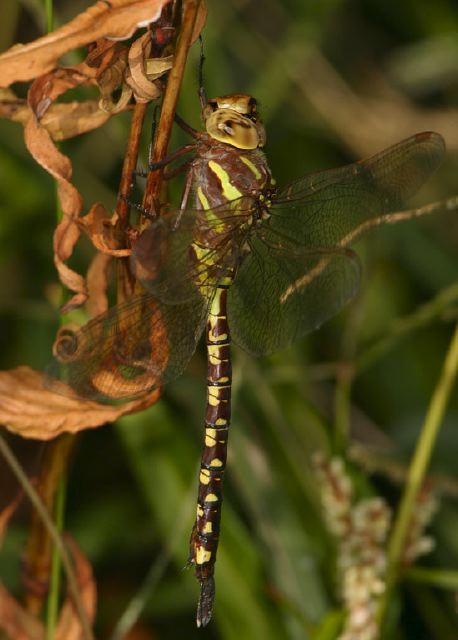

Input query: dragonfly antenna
[198,35,207,109]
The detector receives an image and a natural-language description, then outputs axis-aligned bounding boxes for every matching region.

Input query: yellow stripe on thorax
[208,160,242,201]
[197,186,210,209]
[240,155,262,180]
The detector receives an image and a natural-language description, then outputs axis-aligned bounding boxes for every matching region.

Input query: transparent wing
[130,197,257,303]
[268,132,445,245]
[45,292,208,403]
[228,230,361,356]
[46,197,259,403]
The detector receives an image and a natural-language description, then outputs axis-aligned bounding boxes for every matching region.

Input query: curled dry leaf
[86,252,112,318]
[55,536,97,640]
[124,32,173,103]
[24,75,87,311]
[77,202,132,316]
[0,0,172,87]
[53,215,87,314]
[192,0,208,44]
[0,583,43,640]
[1,87,111,141]
[97,45,133,113]
[121,0,206,103]
[41,100,113,140]
[0,367,160,440]
[79,202,132,258]
[24,129,86,312]
[0,536,96,640]
[0,88,29,126]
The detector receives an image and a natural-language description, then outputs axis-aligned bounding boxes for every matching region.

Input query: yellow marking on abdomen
[240,155,262,179]
[215,418,227,426]
[208,329,228,342]
[205,429,217,447]
[204,493,219,503]
[200,469,211,485]
[210,458,223,468]
[208,393,221,407]
[196,546,212,565]
[208,160,243,201]
[203,522,213,534]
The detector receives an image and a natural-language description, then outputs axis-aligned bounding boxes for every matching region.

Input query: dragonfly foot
[196,576,215,628]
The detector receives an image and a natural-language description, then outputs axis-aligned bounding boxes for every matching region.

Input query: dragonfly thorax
[202,94,266,150]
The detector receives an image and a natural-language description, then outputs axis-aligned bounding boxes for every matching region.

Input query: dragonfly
[48,92,445,626]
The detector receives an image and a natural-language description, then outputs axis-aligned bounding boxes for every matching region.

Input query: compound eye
[247,98,258,121]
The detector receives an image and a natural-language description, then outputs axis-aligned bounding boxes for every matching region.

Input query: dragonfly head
[202,94,266,150]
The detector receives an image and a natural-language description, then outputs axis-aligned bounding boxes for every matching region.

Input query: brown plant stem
[22,434,76,615]
[0,434,94,640]
[116,102,149,228]
[116,101,149,302]
[143,0,202,213]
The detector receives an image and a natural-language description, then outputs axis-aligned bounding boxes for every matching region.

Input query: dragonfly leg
[148,143,197,172]
[119,193,157,220]
[189,285,232,627]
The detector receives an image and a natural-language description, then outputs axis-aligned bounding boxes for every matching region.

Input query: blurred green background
[1,1,458,639]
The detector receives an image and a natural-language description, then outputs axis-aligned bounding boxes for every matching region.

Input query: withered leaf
[0,583,43,640]
[0,492,24,547]
[41,100,113,140]
[1,86,112,141]
[55,537,97,640]
[86,252,112,318]
[124,32,171,103]
[79,202,132,258]
[192,1,208,44]
[0,537,97,640]
[0,88,29,126]
[0,367,160,441]
[24,87,86,311]
[0,0,172,88]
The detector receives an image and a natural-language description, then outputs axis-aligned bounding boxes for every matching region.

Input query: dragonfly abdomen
[188,128,272,627]
[190,284,232,627]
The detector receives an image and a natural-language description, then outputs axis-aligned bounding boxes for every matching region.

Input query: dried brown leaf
[24,80,87,310]
[0,583,43,640]
[42,100,113,140]
[53,216,87,314]
[0,536,97,640]
[1,89,113,141]
[0,492,23,546]
[86,252,112,318]
[28,67,98,118]
[0,0,172,88]
[192,0,208,43]
[97,45,133,113]
[79,202,131,258]
[0,366,160,441]
[0,88,29,125]
[55,537,97,640]
[125,32,167,103]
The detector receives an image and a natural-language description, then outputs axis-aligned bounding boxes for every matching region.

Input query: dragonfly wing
[131,198,257,304]
[45,293,208,403]
[228,233,361,356]
[269,132,445,245]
